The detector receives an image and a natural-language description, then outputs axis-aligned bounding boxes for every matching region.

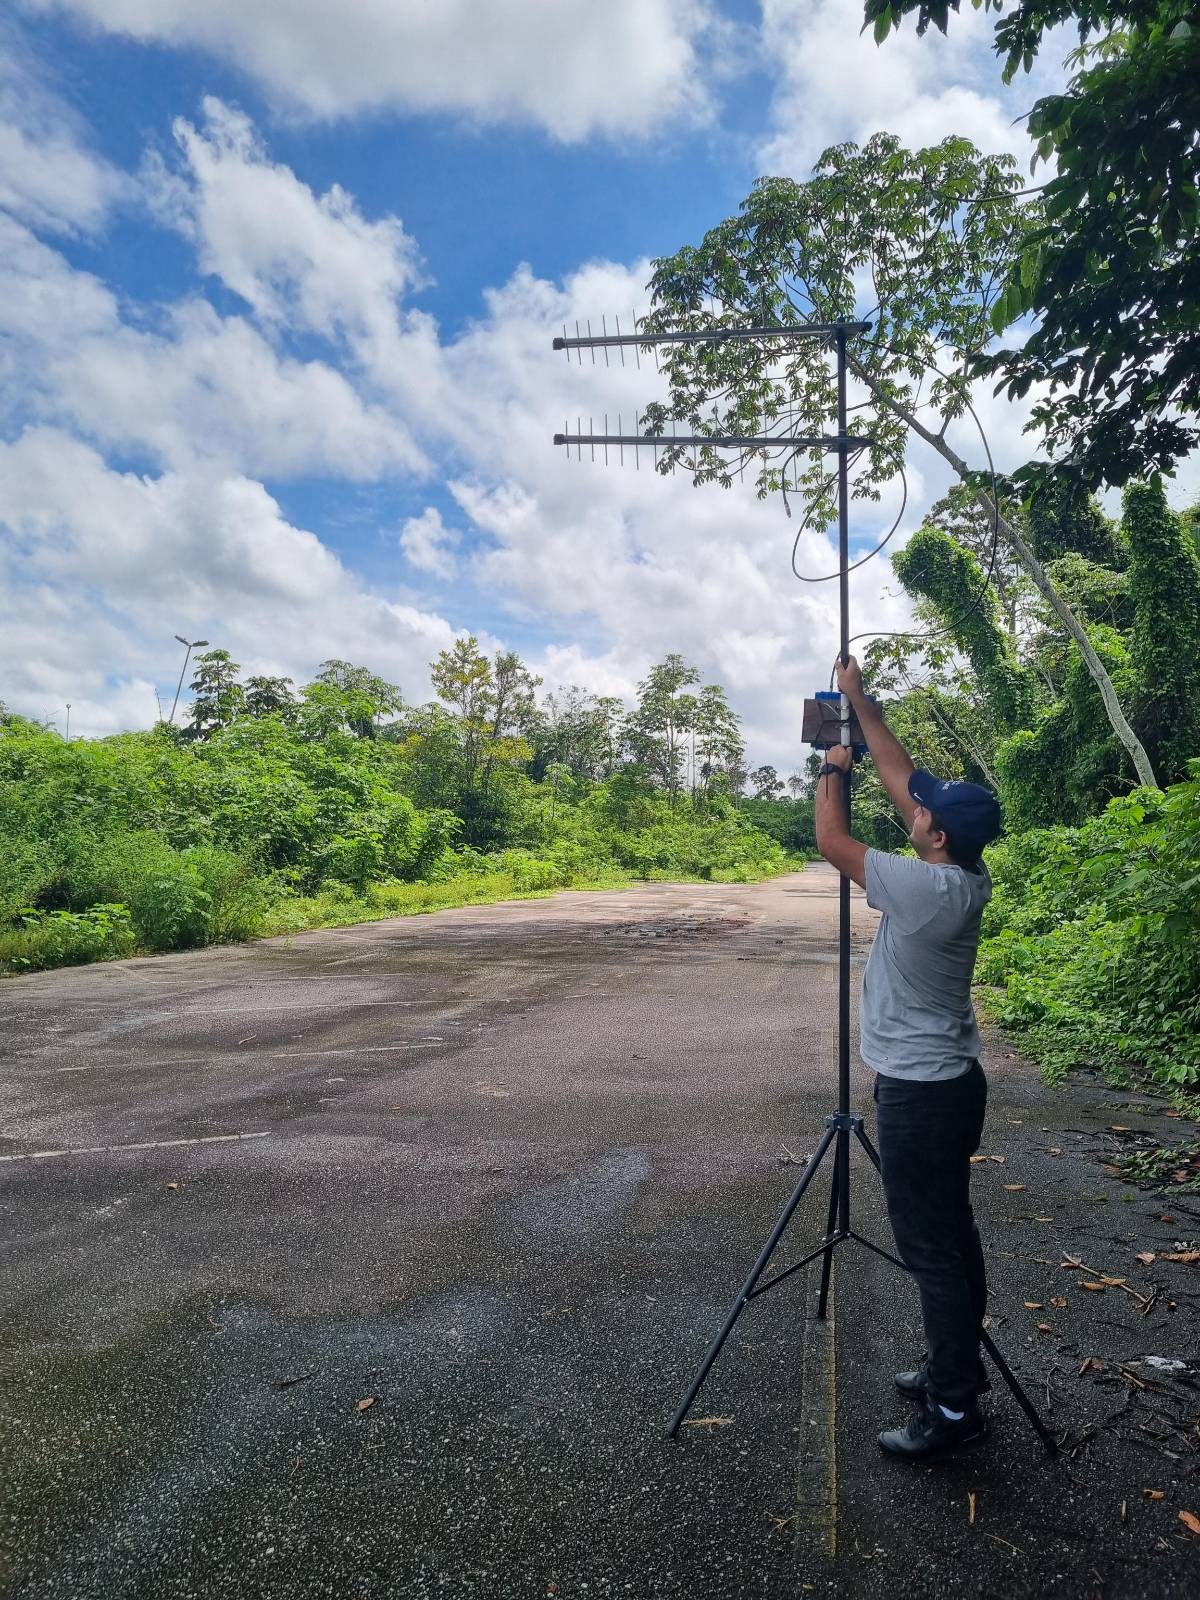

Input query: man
[812,654,1003,1463]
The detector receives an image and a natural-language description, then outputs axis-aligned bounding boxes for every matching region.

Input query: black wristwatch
[818,762,847,778]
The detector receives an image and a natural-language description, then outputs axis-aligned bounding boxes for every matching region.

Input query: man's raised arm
[834,655,917,828]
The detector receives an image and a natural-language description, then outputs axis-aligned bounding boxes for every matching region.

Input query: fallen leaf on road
[1079,1357,1104,1374]
[1081,1281,1108,1291]
[1034,1215,1053,1222]
[356,1397,376,1412]
[1048,1147,1063,1156]
[1161,1215,1176,1223]
[274,1371,317,1389]
[1051,1297,1068,1309]
[1004,1184,1026,1192]
[990,1155,1006,1164]
[1163,1251,1200,1264]
[970,1155,988,1164]
[968,1490,976,1526]
[1179,1511,1200,1536]
[1144,1489,1165,1500]
[1036,1322,1053,1333]
[165,1182,179,1191]
[1024,1301,1043,1309]
[1136,1252,1157,1265]
[682,1415,733,1428]
[1061,1255,1083,1270]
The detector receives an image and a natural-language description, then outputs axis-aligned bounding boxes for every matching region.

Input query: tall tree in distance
[625,654,700,792]
[693,682,746,795]
[186,649,244,741]
[243,675,296,719]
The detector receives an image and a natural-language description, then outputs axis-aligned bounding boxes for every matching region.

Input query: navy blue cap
[908,770,1003,859]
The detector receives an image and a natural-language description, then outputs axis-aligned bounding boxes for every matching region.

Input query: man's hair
[928,809,981,870]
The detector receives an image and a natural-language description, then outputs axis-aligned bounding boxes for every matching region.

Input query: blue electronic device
[810,690,873,757]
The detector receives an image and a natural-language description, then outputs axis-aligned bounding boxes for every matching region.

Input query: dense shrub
[0,717,794,974]
[0,904,137,973]
[978,763,1200,1093]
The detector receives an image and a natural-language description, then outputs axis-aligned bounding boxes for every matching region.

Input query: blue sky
[0,0,1124,764]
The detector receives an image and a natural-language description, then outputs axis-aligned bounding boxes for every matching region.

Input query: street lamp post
[169,635,209,725]
[64,703,71,742]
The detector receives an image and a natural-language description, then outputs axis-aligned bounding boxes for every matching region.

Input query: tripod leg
[815,1136,842,1320]
[667,1124,837,1437]
[979,1328,1059,1456]
[855,1124,882,1172]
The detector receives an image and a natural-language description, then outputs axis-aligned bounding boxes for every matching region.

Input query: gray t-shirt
[860,848,992,1081]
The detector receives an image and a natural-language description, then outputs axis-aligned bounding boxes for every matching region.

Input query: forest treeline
[0,644,814,977]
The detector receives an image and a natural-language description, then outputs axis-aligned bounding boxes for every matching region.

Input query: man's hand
[834,654,864,700]
[823,744,853,773]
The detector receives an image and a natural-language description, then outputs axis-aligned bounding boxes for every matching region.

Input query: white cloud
[757,0,1069,177]
[0,429,457,737]
[27,0,715,140]
[0,215,425,478]
[143,97,448,431]
[0,21,128,233]
[400,507,460,581]
[154,99,423,343]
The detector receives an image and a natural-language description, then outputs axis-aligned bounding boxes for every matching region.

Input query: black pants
[873,1061,988,1411]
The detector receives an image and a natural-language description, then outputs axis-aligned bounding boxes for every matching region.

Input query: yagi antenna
[551,320,872,462]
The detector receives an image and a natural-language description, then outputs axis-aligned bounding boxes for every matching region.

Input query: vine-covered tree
[890,526,1038,734]
[1124,478,1200,783]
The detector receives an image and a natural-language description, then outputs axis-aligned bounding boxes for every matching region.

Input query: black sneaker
[894,1359,990,1400]
[879,1397,988,1462]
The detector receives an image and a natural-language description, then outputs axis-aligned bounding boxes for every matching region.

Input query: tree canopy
[864,0,1200,487]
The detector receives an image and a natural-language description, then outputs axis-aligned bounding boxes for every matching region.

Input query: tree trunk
[858,372,1160,790]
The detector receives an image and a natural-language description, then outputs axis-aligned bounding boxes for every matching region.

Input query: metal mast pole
[836,327,852,1202]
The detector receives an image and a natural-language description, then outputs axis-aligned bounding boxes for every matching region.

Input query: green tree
[625,654,700,791]
[693,682,746,794]
[641,133,1158,786]
[866,0,1200,488]
[311,660,404,738]
[430,636,493,789]
[186,649,245,741]
[243,675,296,719]
[748,764,785,800]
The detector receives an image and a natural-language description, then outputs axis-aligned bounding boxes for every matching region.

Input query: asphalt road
[2,867,1197,1599]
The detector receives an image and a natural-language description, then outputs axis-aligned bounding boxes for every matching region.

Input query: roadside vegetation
[0,646,807,977]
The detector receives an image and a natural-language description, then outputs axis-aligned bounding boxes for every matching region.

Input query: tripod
[665,327,1057,1456]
